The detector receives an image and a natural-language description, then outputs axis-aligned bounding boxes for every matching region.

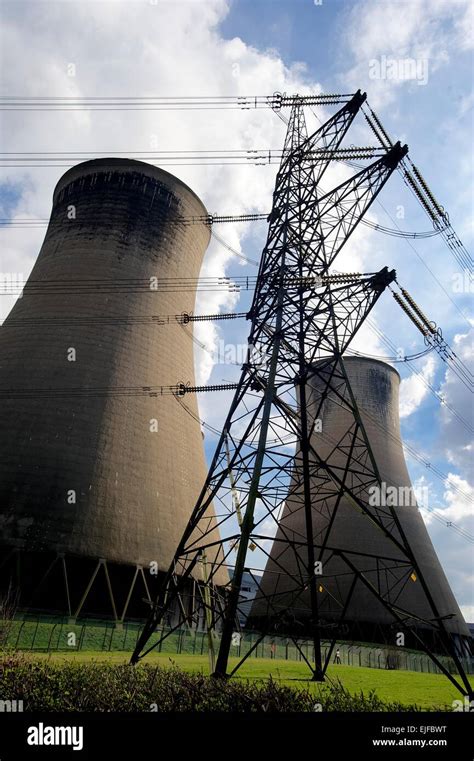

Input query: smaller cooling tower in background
[0,158,226,621]
[250,357,471,652]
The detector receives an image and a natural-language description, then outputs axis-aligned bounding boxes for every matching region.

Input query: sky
[0,0,472,621]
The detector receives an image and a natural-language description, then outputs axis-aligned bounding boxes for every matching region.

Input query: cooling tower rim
[52,158,209,216]
[309,355,401,381]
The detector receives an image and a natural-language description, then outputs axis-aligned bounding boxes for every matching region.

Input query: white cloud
[418,471,473,622]
[399,354,436,417]
[460,605,474,623]
[340,0,473,107]
[439,325,474,472]
[419,473,473,526]
[0,0,321,391]
[442,473,474,523]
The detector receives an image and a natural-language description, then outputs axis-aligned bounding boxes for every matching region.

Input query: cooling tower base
[247,614,473,659]
[0,546,162,621]
[1,546,220,630]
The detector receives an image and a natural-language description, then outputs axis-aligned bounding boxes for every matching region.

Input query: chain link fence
[3,614,472,676]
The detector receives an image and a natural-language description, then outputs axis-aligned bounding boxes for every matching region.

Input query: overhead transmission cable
[1,246,470,428]
[365,315,473,435]
[0,146,385,169]
[0,93,353,111]
[370,196,472,328]
[362,102,473,275]
[306,99,473,308]
[391,284,472,390]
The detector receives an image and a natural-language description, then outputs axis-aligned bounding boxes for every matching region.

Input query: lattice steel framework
[131,91,472,697]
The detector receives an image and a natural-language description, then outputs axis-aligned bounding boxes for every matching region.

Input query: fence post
[46,624,57,653]
[15,620,26,650]
[122,623,128,650]
[31,617,40,651]
[101,623,108,651]
[57,621,64,651]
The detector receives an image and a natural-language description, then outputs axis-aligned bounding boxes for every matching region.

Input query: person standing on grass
[334,648,341,664]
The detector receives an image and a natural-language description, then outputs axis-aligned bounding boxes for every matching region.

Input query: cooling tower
[251,357,470,650]
[0,158,225,620]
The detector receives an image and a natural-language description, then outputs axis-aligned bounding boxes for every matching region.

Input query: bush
[0,653,421,712]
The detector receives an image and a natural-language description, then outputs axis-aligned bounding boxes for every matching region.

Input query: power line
[0,213,445,240]
[0,271,372,296]
[391,285,473,389]
[0,93,353,111]
[0,311,247,328]
[366,316,473,435]
[372,197,472,329]
[0,381,239,399]
[0,275,258,295]
[1,224,470,428]
[0,146,384,169]
[1,261,470,430]
[362,101,473,276]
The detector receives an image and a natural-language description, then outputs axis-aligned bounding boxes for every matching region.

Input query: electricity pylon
[130,91,472,697]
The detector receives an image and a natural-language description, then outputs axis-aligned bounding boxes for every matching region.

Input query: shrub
[0,653,421,712]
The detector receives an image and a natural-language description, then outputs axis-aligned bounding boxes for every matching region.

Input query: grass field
[22,650,472,710]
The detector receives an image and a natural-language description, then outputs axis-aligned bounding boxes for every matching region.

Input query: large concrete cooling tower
[251,357,470,650]
[0,158,224,620]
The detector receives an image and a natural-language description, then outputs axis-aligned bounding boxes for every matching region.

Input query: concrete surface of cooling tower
[250,357,470,646]
[0,158,226,615]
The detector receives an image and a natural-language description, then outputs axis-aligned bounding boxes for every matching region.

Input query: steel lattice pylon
[131,91,472,697]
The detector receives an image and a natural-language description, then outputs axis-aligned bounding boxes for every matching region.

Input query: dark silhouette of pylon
[131,91,472,698]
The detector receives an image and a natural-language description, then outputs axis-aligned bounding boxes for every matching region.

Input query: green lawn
[23,650,472,710]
